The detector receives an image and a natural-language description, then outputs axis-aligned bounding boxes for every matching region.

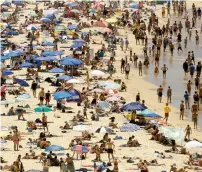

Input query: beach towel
[75,168,93,172]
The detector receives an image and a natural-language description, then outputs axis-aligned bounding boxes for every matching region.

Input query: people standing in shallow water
[157,85,163,103]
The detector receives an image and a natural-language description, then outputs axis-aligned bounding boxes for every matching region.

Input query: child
[154,66,159,73]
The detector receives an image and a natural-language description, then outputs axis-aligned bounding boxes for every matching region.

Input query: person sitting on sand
[60,121,71,130]
[0,157,7,163]
[127,137,140,147]
[39,138,50,149]
[7,107,16,116]
[150,126,159,140]
[109,118,118,129]
[69,140,75,149]
[121,82,127,91]
[143,159,165,166]
[82,131,91,140]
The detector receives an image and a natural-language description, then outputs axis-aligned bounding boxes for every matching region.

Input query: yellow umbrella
[106,18,118,23]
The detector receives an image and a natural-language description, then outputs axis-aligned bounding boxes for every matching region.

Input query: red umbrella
[96,21,107,27]
[105,89,118,95]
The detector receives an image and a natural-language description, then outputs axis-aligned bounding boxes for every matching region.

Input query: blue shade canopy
[67,89,82,102]
[129,3,139,9]
[16,93,31,99]
[19,62,34,68]
[45,14,55,19]
[1,55,11,60]
[34,105,52,112]
[49,67,64,73]
[40,18,51,23]
[4,51,23,57]
[27,25,38,31]
[137,109,162,118]
[70,43,83,48]
[72,39,86,44]
[41,51,64,56]
[60,57,82,66]
[6,30,19,35]
[120,102,147,111]
[2,69,13,76]
[14,78,29,87]
[42,42,55,46]
[57,75,72,80]
[67,3,79,7]
[67,25,78,30]
[53,91,72,100]
[45,145,64,152]
[36,56,58,61]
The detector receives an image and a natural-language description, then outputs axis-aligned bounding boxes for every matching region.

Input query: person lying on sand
[0,157,7,163]
[143,159,165,166]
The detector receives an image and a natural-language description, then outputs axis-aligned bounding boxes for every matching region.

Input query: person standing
[42,159,49,172]
[187,80,192,95]
[42,113,48,132]
[107,138,115,162]
[125,63,130,79]
[192,111,198,129]
[164,103,171,123]
[138,61,143,76]
[193,91,199,110]
[157,85,163,103]
[133,53,138,68]
[120,58,125,73]
[190,64,195,79]
[66,153,75,172]
[184,37,187,48]
[184,125,192,140]
[180,100,185,120]
[120,38,124,51]
[45,90,51,106]
[125,38,129,51]
[161,64,168,79]
[167,86,172,103]
[12,129,21,151]
[183,60,189,76]
[31,80,37,98]
[38,88,45,105]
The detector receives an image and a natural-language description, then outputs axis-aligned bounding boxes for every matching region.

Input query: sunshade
[2,69,13,76]
[97,101,110,109]
[42,42,55,46]
[104,83,121,90]
[137,109,162,119]
[120,102,147,111]
[67,79,85,84]
[14,78,29,87]
[70,43,83,49]
[54,25,67,31]
[73,125,90,131]
[45,14,55,19]
[29,11,38,17]
[72,145,89,153]
[67,89,82,102]
[91,70,105,77]
[57,75,72,80]
[34,106,52,112]
[105,89,118,95]
[27,25,38,31]
[60,57,82,66]
[49,67,64,73]
[71,9,80,13]
[40,18,51,23]
[72,39,86,44]
[16,93,31,100]
[53,91,72,100]
[120,123,140,132]
[0,100,15,105]
[95,126,113,133]
[184,140,202,149]
[45,145,64,152]
[68,25,78,30]
[106,96,121,102]
[89,88,105,94]
[19,62,34,68]
[41,51,64,56]
[95,21,107,27]
[36,56,58,61]
[129,3,139,9]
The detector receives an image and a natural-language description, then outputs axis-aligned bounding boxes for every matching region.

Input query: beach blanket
[120,123,140,132]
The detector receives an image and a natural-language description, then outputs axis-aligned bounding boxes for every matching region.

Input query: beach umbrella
[89,88,105,94]
[2,69,13,76]
[41,51,64,56]
[53,19,62,24]
[91,70,105,77]
[34,105,52,112]
[6,30,19,35]
[57,75,72,80]
[67,25,78,30]
[73,125,90,131]
[44,9,58,15]
[95,126,113,133]
[14,78,29,87]
[97,101,110,109]
[16,93,31,100]
[95,21,107,27]
[184,140,202,149]
[54,25,67,31]
[72,145,89,153]
[45,145,64,152]
[99,27,112,33]
[60,57,82,66]
[45,14,55,20]
[69,43,83,49]
[2,12,12,17]
[49,67,64,73]
[71,9,80,14]
[121,102,147,111]
[0,100,14,105]
[27,25,38,31]
[67,3,79,7]
[137,109,162,119]
[72,39,86,44]
[67,79,85,84]
[129,3,139,9]
[40,18,51,23]
[4,51,22,58]
[29,11,38,17]
[53,91,72,100]
[106,18,118,23]
[19,62,34,68]
[105,89,118,95]
[41,42,55,46]
[106,96,121,102]
[120,123,140,132]
[89,8,96,13]
[1,2,11,6]
[104,83,121,90]
[36,56,58,61]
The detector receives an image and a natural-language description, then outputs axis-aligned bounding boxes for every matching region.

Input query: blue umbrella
[57,75,72,80]
[49,67,64,73]
[2,69,13,76]
[67,25,78,30]
[6,30,19,35]
[45,145,64,152]
[1,55,10,60]
[42,42,55,46]
[70,43,83,49]
[45,14,55,20]
[34,105,52,112]
[1,2,11,6]
[67,89,82,102]
[137,109,162,119]
[41,51,64,56]
[97,101,110,109]
[36,56,58,61]
[19,62,34,68]
[67,3,79,7]
[129,3,139,9]
[53,91,72,100]
[120,102,147,111]
[16,93,31,100]
[60,57,82,66]
[53,19,62,24]
[72,39,86,44]
[5,51,23,57]
[40,18,51,23]
[14,78,29,87]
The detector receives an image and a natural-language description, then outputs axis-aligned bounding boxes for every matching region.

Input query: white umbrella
[73,125,90,131]
[91,70,105,77]
[67,78,85,84]
[184,140,202,149]
[89,88,105,93]
[0,100,15,105]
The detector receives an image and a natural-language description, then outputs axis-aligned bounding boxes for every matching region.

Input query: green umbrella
[34,106,52,112]
[29,11,38,17]
[2,12,12,17]
[54,25,67,31]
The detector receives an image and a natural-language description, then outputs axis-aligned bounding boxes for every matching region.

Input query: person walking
[180,100,185,120]
[120,58,126,73]
[42,113,48,132]
[161,64,168,79]
[125,38,129,51]
[31,80,37,98]
[187,80,192,95]
[38,88,45,105]
[192,111,198,129]
[184,125,192,140]
[183,60,189,76]
[107,138,115,162]
[157,85,163,103]
[125,63,130,79]
[193,91,199,110]
[138,61,143,76]
[167,86,172,103]
[45,90,51,106]
[164,103,171,123]
[190,64,195,79]
[133,53,138,68]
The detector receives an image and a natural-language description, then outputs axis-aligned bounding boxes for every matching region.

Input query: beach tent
[121,102,147,111]
[67,89,82,102]
[49,67,64,73]
[14,78,29,87]
[54,91,72,100]
[120,123,140,132]
[95,126,113,133]
[137,109,162,119]
[159,127,185,142]
[45,145,64,152]
[34,106,52,112]
[184,140,202,149]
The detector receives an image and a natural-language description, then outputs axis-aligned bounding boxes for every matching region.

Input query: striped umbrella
[105,89,118,95]
[72,145,89,153]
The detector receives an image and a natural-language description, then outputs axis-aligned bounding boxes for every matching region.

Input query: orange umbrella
[96,21,107,27]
